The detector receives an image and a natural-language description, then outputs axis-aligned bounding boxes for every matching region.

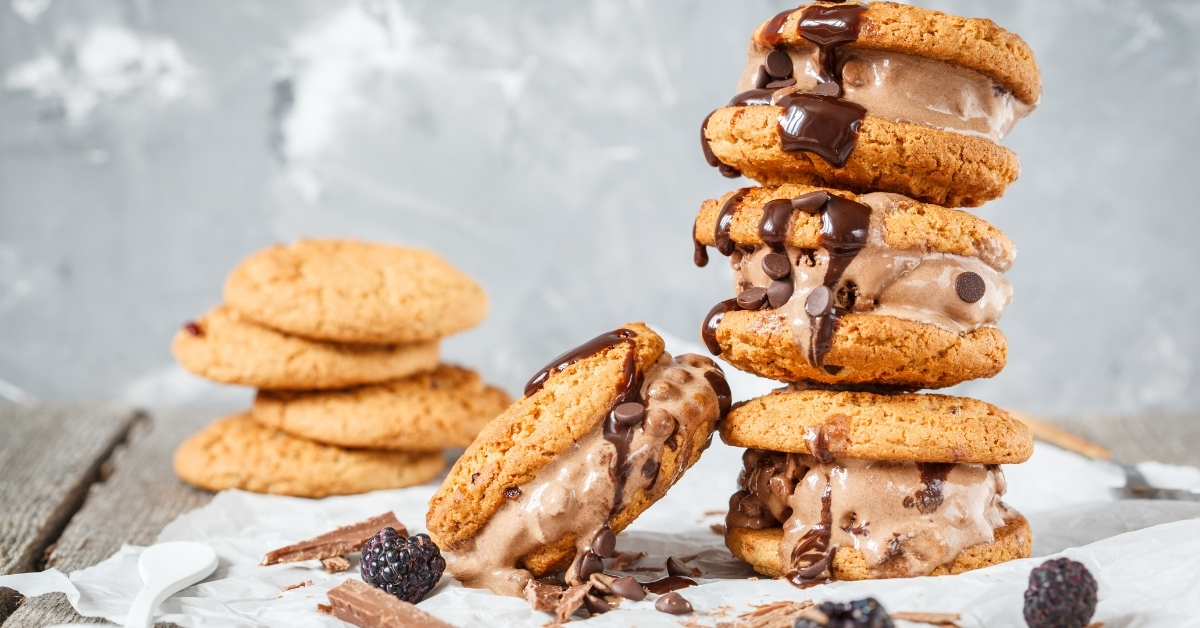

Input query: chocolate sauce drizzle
[701,299,739,356]
[524,328,638,397]
[692,217,709,267]
[786,478,835,589]
[776,93,866,167]
[701,112,741,178]
[713,188,751,257]
[806,192,870,367]
[700,190,871,367]
[797,4,866,85]
[760,8,795,47]
[905,463,954,514]
[529,328,649,584]
[774,3,868,167]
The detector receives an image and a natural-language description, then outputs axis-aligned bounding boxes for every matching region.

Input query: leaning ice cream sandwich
[426,323,731,597]
[694,184,1014,390]
[721,388,1033,585]
[701,2,1040,207]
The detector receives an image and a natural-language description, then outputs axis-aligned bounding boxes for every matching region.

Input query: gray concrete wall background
[0,0,1198,416]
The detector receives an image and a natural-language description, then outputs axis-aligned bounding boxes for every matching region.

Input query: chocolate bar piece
[261,513,406,566]
[325,579,453,628]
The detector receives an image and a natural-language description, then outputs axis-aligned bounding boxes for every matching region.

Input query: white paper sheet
[5,438,1200,627]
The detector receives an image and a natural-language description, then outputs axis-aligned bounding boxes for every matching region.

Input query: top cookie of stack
[174,239,487,390]
[701,1,1039,208]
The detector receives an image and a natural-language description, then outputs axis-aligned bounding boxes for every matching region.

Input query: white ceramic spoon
[122,541,218,628]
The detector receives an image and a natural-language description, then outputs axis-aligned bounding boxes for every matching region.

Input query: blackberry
[360,528,445,603]
[794,597,894,628]
[1023,558,1098,628]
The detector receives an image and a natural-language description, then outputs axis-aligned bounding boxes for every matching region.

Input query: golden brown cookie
[726,514,1032,579]
[711,310,1006,389]
[171,306,439,390]
[694,184,1015,271]
[224,239,487,344]
[755,3,1040,103]
[173,413,444,498]
[704,107,1020,208]
[426,323,730,587]
[721,389,1033,464]
[251,365,511,451]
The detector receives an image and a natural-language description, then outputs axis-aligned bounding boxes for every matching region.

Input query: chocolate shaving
[710,523,727,535]
[316,603,334,615]
[261,512,405,566]
[554,584,591,623]
[727,601,820,628]
[892,611,963,627]
[321,556,351,573]
[281,580,312,592]
[524,578,566,612]
[609,550,646,571]
[325,579,453,628]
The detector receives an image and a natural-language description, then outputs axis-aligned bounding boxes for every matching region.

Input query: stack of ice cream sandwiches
[171,238,509,498]
[694,2,1040,586]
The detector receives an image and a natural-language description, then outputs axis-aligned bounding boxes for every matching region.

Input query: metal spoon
[123,541,218,628]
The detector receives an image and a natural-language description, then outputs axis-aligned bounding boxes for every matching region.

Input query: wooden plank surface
[1052,414,1200,466]
[3,408,218,627]
[0,403,136,624]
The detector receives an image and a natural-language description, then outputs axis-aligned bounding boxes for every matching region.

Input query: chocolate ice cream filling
[735,46,1035,143]
[728,448,1012,585]
[446,352,727,597]
[702,190,1011,367]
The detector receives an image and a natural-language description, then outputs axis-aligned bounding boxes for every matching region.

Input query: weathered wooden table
[2,403,1199,627]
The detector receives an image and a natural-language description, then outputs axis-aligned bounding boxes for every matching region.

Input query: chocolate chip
[592,528,616,559]
[718,163,742,178]
[824,364,844,375]
[578,552,604,581]
[811,81,842,97]
[736,287,768,310]
[955,271,986,303]
[765,78,796,89]
[609,576,646,601]
[761,253,791,280]
[764,49,794,79]
[666,556,691,577]
[584,594,612,615]
[752,65,771,89]
[767,279,794,308]
[792,191,830,213]
[613,401,646,426]
[655,591,693,615]
[503,486,521,499]
[805,285,834,317]
[184,322,203,337]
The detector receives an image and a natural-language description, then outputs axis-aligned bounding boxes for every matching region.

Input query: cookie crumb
[893,611,962,627]
[321,556,351,573]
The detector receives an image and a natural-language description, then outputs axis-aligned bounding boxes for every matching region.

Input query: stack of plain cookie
[693,3,1040,585]
[171,239,510,498]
